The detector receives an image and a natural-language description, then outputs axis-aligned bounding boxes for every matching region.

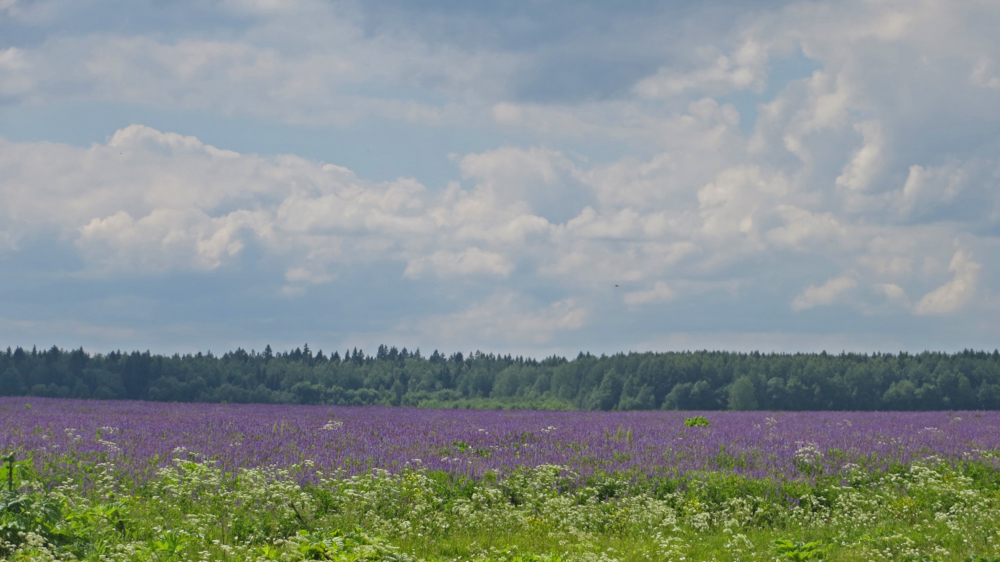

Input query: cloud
[766,206,851,251]
[875,283,910,308]
[915,250,981,315]
[0,127,545,277]
[970,57,1000,89]
[2,1,1000,352]
[408,292,588,346]
[893,160,972,220]
[0,16,517,126]
[77,208,267,270]
[623,282,675,307]
[1,119,994,331]
[633,40,769,98]
[835,121,885,192]
[458,146,587,222]
[792,276,858,311]
[697,165,791,246]
[403,248,513,279]
[285,267,334,284]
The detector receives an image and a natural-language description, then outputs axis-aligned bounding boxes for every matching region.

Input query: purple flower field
[2,397,999,483]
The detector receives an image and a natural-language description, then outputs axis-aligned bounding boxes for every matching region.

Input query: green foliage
[0,453,31,493]
[150,529,190,558]
[772,539,826,561]
[4,452,1000,561]
[290,527,416,561]
[683,416,710,427]
[476,548,568,562]
[5,345,1000,410]
[0,491,64,555]
[0,452,60,555]
[727,376,758,411]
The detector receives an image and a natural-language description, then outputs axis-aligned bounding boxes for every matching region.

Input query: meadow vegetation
[3,451,1000,561]
[3,400,1000,561]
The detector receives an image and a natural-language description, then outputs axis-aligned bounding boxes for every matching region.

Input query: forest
[2,344,1000,411]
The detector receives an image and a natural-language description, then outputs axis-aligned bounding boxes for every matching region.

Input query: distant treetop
[2,345,999,411]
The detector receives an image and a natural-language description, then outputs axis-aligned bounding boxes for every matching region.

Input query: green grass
[3,454,1000,561]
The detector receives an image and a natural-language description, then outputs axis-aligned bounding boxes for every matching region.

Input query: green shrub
[683,416,710,427]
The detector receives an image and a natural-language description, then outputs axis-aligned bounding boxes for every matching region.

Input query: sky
[1,0,999,358]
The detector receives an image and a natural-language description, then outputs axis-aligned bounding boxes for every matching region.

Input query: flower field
[2,398,1000,561]
[4,398,998,481]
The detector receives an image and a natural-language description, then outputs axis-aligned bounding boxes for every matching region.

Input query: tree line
[2,344,1000,410]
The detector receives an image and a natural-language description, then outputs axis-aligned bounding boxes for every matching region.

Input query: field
[2,398,1000,561]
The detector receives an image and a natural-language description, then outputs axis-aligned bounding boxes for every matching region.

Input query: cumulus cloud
[893,160,972,220]
[1,116,994,329]
[623,282,675,307]
[458,146,587,223]
[766,206,851,251]
[0,127,424,273]
[875,283,910,308]
[792,276,858,311]
[2,0,1000,351]
[697,165,791,245]
[835,121,885,192]
[77,209,258,270]
[915,251,981,315]
[408,292,588,346]
[403,248,513,279]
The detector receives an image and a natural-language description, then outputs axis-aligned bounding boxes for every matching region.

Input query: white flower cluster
[320,420,344,431]
[793,441,824,467]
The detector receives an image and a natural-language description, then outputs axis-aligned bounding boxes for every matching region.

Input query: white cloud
[766,206,851,251]
[403,248,513,279]
[697,165,791,245]
[2,119,993,332]
[893,160,970,219]
[633,39,769,98]
[970,57,1000,89]
[623,282,675,307]
[915,250,981,315]
[835,121,885,192]
[3,0,1000,351]
[860,255,913,278]
[285,267,334,284]
[76,209,265,270]
[875,283,910,308]
[409,292,588,345]
[0,18,516,127]
[457,146,587,222]
[792,276,858,311]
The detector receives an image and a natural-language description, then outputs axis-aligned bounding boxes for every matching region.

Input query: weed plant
[683,416,711,428]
